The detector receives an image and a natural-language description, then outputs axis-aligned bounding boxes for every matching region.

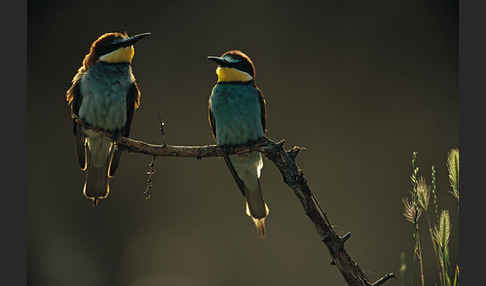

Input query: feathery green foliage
[447,149,460,201]
[432,210,452,286]
[417,177,430,212]
[431,166,440,222]
[402,152,425,286]
[400,149,460,286]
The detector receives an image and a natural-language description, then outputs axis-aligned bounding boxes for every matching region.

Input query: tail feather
[82,167,110,206]
[245,176,268,218]
[246,201,270,239]
[82,136,116,206]
[230,152,270,239]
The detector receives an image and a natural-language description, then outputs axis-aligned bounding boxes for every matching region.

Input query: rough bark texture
[77,120,395,286]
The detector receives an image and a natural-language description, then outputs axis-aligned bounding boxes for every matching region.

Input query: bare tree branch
[77,120,395,286]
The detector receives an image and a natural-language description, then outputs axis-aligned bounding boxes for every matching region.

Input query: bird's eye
[223,55,241,63]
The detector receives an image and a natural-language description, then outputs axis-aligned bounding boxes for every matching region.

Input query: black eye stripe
[222,55,254,76]
[94,35,125,56]
[236,61,254,76]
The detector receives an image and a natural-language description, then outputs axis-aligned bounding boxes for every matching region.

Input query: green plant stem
[440,248,450,286]
[426,213,442,283]
[453,204,460,259]
[415,223,425,286]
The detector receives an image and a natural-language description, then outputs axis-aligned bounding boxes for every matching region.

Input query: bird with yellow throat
[208,50,270,238]
[65,32,151,206]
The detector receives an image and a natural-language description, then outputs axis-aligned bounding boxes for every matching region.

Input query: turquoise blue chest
[78,63,133,131]
[210,84,264,145]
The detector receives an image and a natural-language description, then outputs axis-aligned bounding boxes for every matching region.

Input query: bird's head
[208,50,256,83]
[82,32,151,67]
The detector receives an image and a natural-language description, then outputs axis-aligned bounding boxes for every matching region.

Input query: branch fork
[75,119,395,286]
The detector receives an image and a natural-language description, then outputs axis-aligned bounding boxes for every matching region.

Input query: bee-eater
[65,32,151,206]
[207,50,269,238]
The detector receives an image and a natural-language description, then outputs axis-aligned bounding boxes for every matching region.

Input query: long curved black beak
[207,56,230,67]
[116,32,151,48]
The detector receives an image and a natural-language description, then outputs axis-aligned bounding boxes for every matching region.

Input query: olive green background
[28,1,459,285]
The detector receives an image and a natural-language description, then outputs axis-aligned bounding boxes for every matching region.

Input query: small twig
[157,112,167,146]
[143,155,156,200]
[143,114,166,199]
[370,273,396,286]
[75,118,394,286]
[340,232,352,243]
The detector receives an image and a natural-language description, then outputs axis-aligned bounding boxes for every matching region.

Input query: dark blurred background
[28,1,458,285]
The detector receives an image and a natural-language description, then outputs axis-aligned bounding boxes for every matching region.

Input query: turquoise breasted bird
[208,50,270,238]
[65,32,151,206]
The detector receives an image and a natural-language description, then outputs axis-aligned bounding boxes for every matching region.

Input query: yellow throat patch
[216,66,253,82]
[99,46,135,63]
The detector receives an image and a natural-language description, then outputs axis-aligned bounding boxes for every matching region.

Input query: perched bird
[207,50,269,238]
[65,32,151,206]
